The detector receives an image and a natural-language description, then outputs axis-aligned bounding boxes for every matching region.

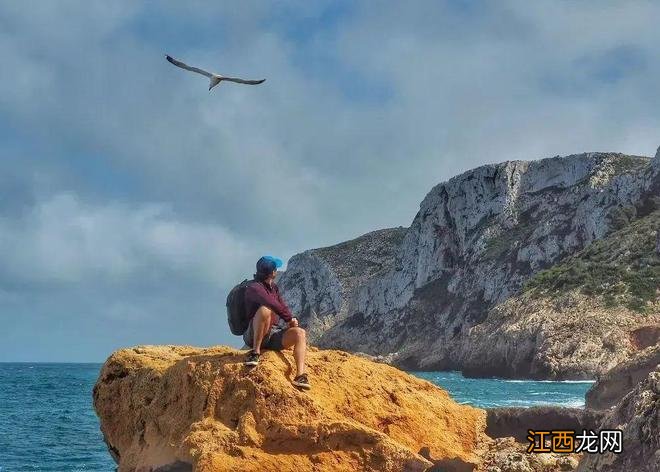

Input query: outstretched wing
[165,55,213,78]
[222,77,266,85]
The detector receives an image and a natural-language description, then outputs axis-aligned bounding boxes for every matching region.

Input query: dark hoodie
[244,279,293,328]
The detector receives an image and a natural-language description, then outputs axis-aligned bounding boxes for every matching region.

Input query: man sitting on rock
[243,256,310,390]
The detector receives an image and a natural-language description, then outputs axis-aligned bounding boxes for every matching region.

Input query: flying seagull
[165,55,266,90]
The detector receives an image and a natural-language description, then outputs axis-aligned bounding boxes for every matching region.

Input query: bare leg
[252,306,272,354]
[282,327,307,376]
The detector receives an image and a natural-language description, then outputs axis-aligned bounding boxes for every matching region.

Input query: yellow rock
[93,345,488,471]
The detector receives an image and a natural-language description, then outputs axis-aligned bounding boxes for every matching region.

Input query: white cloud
[0,193,251,289]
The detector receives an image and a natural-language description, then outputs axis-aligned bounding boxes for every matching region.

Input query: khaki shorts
[243,318,286,351]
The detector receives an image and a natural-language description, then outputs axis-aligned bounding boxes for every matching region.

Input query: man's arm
[275,285,295,324]
[245,283,293,322]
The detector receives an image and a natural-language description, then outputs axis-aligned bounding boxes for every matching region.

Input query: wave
[496,398,585,408]
[411,371,591,409]
[504,379,595,384]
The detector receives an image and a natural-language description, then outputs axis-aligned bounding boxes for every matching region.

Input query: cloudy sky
[1,1,659,361]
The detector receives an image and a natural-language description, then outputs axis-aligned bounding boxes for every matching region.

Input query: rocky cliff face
[281,150,660,377]
[93,345,487,472]
[586,343,660,410]
[577,366,660,472]
[277,228,406,341]
[456,206,660,379]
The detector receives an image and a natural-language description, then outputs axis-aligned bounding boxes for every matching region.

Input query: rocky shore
[586,344,660,410]
[578,366,659,472]
[94,345,659,472]
[485,407,605,442]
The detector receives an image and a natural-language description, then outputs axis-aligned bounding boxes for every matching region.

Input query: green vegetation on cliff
[609,154,652,175]
[524,209,660,313]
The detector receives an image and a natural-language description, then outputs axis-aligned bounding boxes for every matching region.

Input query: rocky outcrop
[485,388,660,472]
[459,295,659,380]
[586,344,660,410]
[485,407,606,442]
[281,150,660,378]
[93,345,488,472]
[477,437,580,472]
[93,345,660,472]
[577,367,660,472]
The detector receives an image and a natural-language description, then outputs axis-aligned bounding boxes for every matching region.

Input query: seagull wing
[166,55,213,79]
[222,77,266,85]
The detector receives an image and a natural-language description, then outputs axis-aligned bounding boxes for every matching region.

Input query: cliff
[586,343,660,410]
[93,345,487,472]
[456,209,660,379]
[280,149,660,378]
[577,366,660,472]
[277,228,407,341]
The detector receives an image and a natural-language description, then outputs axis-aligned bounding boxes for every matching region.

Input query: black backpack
[226,279,252,335]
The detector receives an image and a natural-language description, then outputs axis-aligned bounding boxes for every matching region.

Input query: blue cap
[256,255,283,275]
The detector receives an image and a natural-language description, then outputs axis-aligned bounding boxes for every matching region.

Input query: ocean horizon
[0,363,593,471]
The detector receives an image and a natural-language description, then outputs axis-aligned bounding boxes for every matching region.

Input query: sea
[0,363,594,472]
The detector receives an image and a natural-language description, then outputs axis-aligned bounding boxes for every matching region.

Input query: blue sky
[1,1,659,361]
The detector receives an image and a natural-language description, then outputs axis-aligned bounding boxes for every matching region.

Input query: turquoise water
[412,371,593,408]
[0,364,592,471]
